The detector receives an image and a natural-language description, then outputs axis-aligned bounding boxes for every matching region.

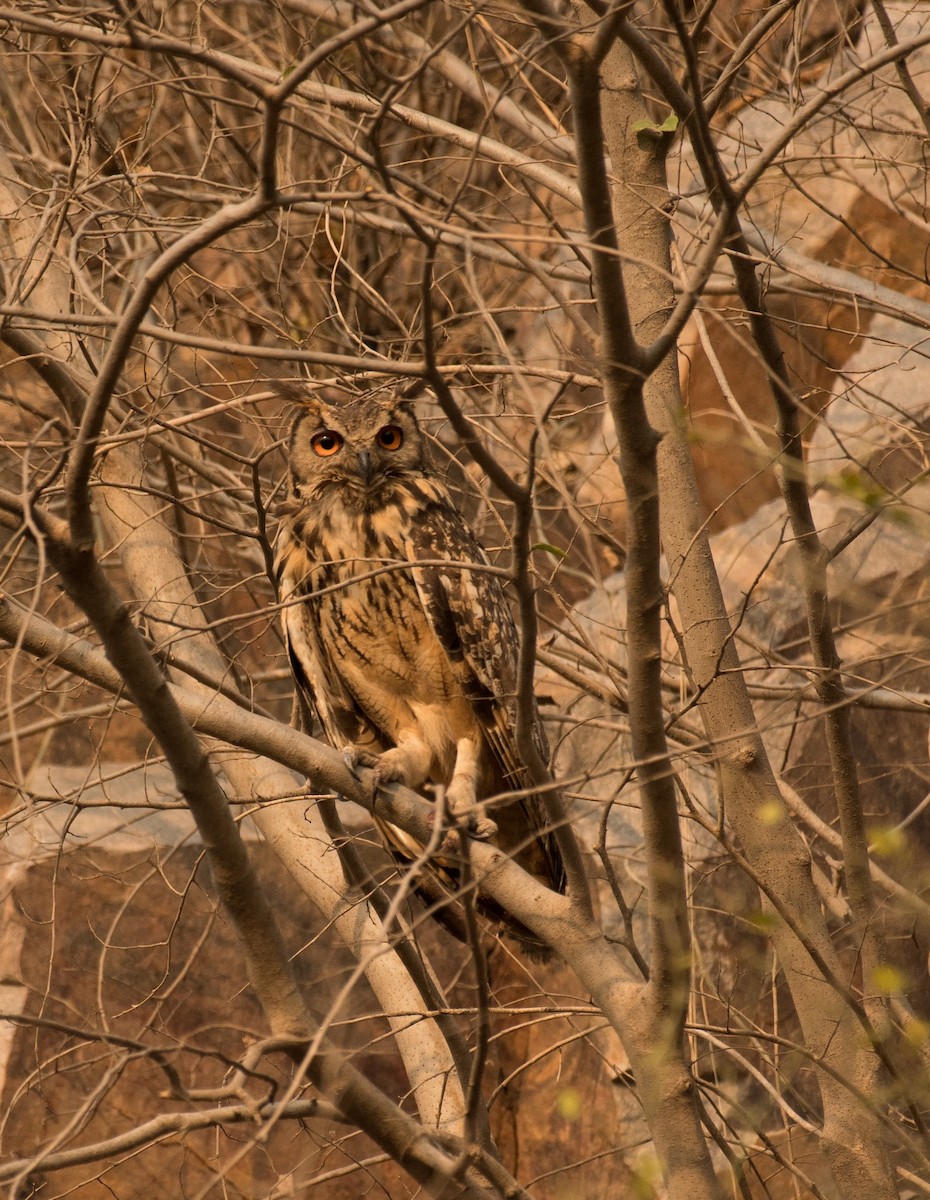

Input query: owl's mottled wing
[405,500,565,893]
[275,527,386,751]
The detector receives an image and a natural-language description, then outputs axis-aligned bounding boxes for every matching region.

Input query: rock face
[0,768,637,1199]
[808,313,930,493]
[546,286,930,1064]
[0,782,410,1200]
[674,1,930,535]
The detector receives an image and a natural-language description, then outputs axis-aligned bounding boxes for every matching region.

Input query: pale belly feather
[318,573,481,786]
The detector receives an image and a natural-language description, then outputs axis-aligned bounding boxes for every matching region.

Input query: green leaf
[905,1018,930,1047]
[872,963,907,995]
[532,542,567,559]
[632,113,679,137]
[631,1154,663,1199]
[757,800,785,826]
[747,910,779,935]
[869,824,906,858]
[835,468,889,509]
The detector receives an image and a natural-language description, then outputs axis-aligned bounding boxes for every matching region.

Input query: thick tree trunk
[596,39,898,1200]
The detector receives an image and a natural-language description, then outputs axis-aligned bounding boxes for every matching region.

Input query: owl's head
[286,388,427,505]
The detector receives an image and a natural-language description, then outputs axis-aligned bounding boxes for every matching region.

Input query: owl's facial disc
[287,396,424,505]
[354,424,402,483]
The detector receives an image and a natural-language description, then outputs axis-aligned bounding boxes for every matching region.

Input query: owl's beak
[356,449,373,483]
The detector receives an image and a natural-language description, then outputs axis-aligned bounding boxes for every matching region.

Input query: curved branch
[0,1098,343,1183]
[64,195,271,549]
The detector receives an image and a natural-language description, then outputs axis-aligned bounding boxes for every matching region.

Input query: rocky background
[3,1,930,1197]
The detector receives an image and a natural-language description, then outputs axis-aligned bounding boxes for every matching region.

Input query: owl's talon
[471,814,498,841]
[427,807,497,856]
[425,808,456,855]
[341,744,379,781]
[367,758,405,803]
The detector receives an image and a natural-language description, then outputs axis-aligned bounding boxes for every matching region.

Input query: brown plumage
[275,387,566,945]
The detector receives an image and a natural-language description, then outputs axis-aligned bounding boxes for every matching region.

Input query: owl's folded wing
[404,502,521,762]
[405,501,566,894]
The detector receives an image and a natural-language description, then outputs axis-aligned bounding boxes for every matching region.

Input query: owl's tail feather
[495,799,568,900]
[374,815,557,960]
[412,864,555,961]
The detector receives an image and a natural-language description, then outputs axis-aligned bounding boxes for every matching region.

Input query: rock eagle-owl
[275,388,566,940]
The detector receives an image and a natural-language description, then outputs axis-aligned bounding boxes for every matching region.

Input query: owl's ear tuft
[399,379,427,402]
[275,381,355,422]
[387,380,430,420]
[275,380,317,411]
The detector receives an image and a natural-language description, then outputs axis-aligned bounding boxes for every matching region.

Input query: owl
[274,387,566,940]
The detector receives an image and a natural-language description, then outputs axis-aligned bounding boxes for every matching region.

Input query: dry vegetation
[3,1,930,1197]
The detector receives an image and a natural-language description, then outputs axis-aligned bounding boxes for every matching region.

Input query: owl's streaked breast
[280,484,479,777]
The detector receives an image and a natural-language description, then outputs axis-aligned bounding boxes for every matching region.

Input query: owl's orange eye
[311,430,344,456]
[376,424,404,451]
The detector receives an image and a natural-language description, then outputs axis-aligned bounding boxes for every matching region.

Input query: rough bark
[597,35,898,1200]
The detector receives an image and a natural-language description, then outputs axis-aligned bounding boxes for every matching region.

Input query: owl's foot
[446,738,496,834]
[449,806,498,842]
[341,745,380,781]
[343,744,428,802]
[429,795,498,857]
[371,757,405,796]
[472,813,498,840]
